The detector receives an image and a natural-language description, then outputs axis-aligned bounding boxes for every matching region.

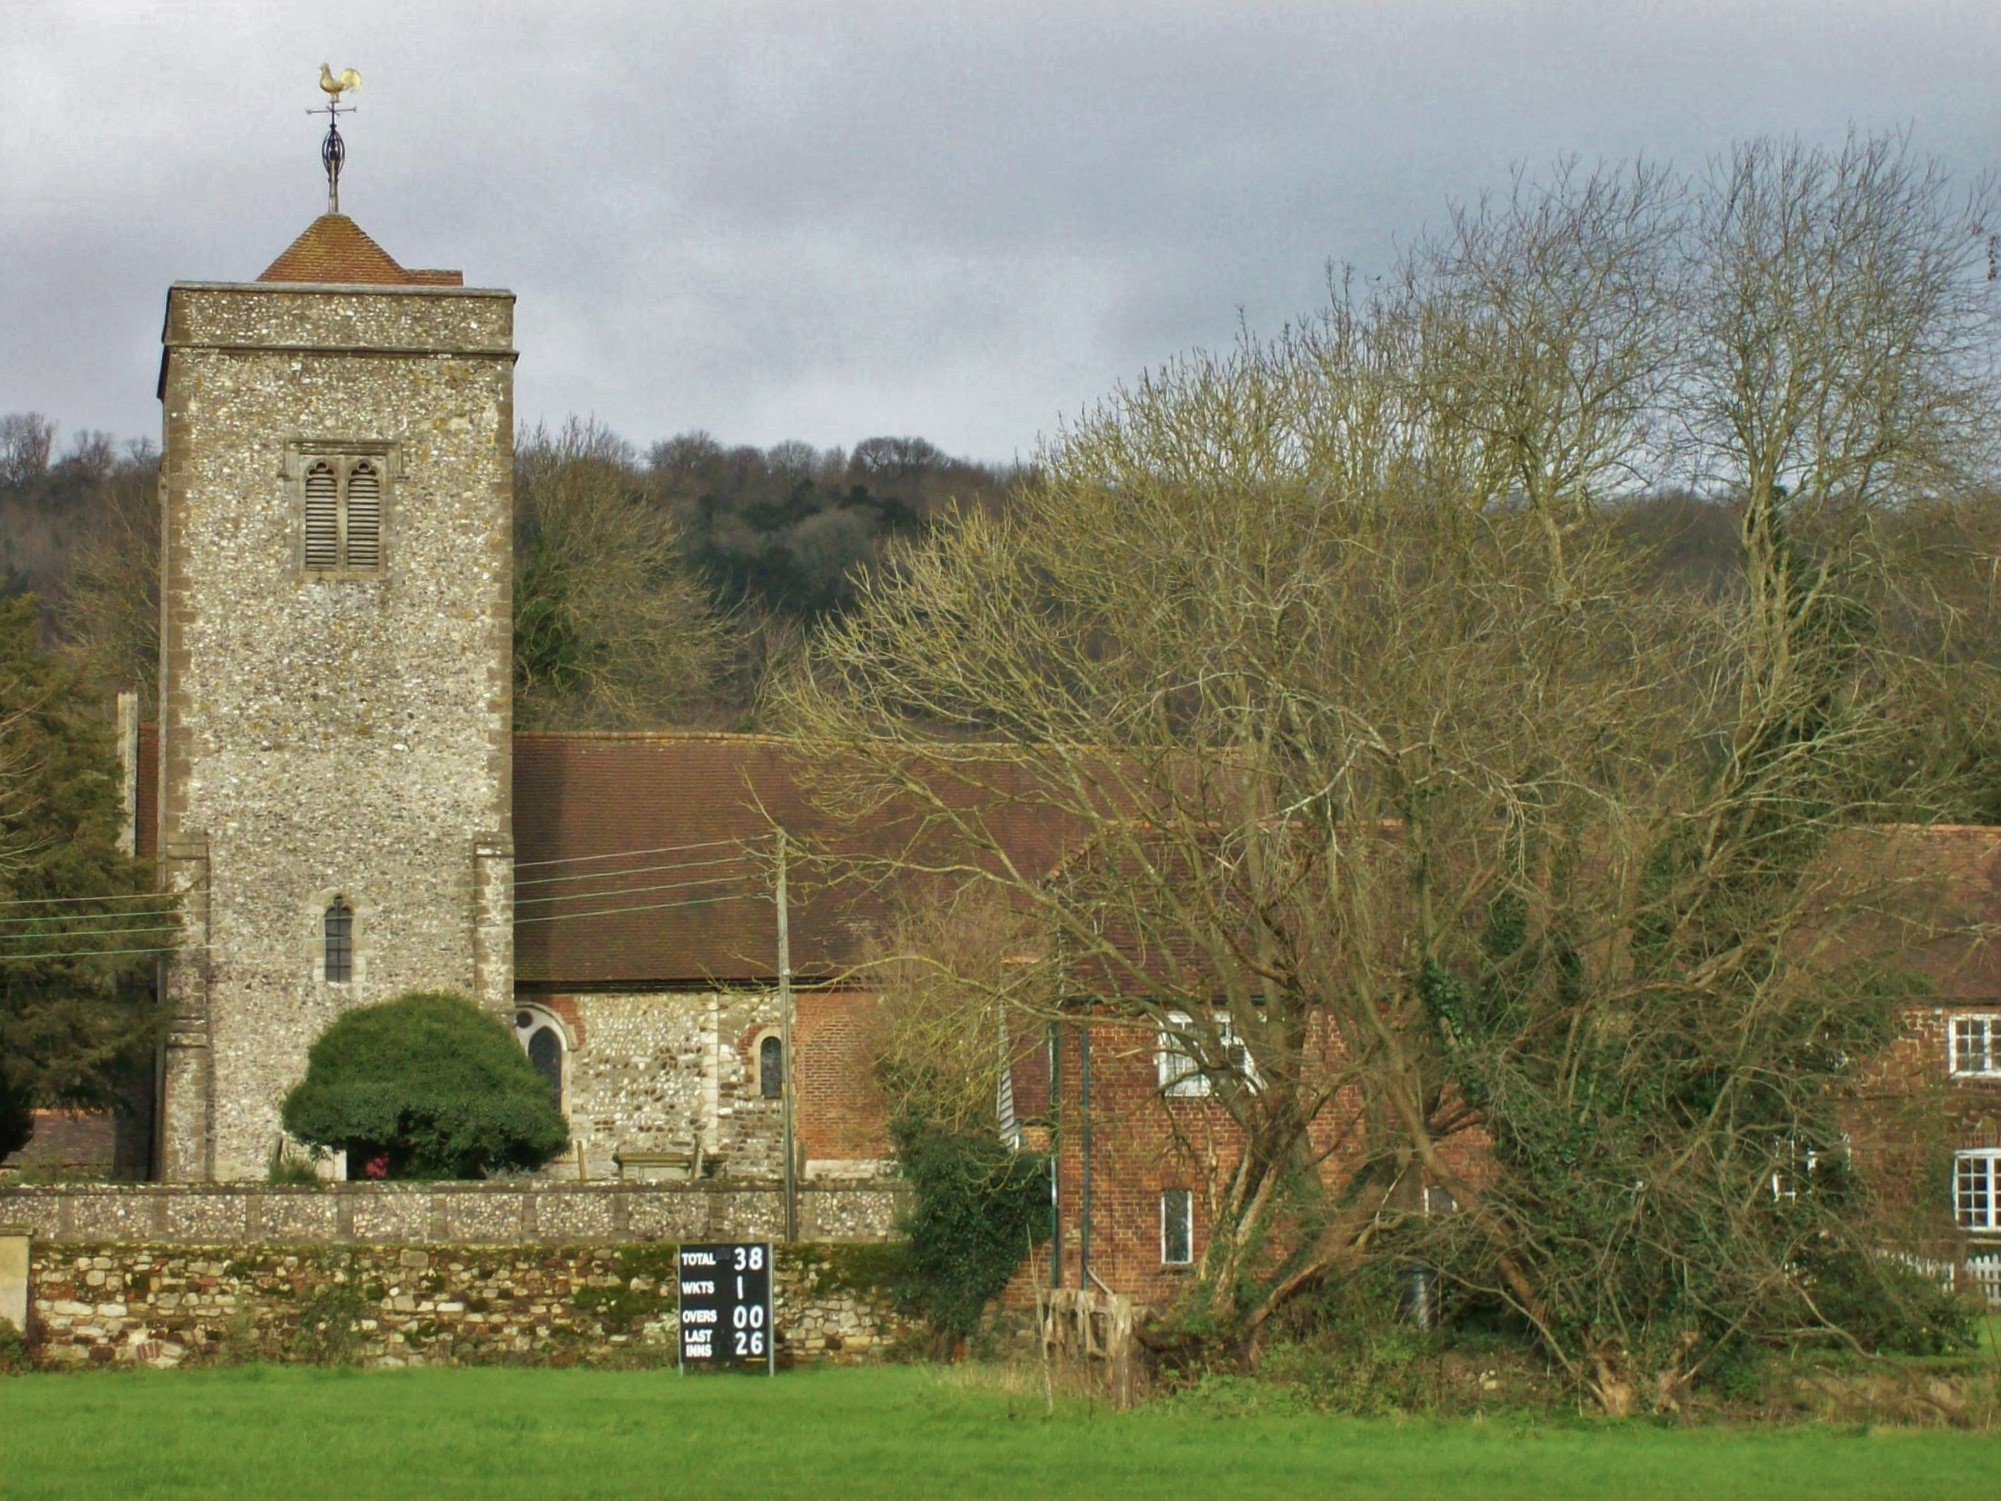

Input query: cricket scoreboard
[678,1242,774,1372]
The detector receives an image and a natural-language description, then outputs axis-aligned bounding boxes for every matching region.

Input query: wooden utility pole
[777,830,797,1242]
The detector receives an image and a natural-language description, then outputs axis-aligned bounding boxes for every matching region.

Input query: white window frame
[1161,1188,1194,1266]
[1949,1013,2001,1078]
[1158,1011,1206,1097]
[1956,1149,2001,1233]
[1769,1139,1821,1204]
[1157,1008,1260,1098]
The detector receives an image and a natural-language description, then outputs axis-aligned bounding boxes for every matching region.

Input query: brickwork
[156,276,516,1181]
[22,1240,915,1369]
[795,989,894,1169]
[1846,1003,2001,1236]
[538,989,893,1184]
[1041,1013,1485,1308]
[1036,998,2001,1310]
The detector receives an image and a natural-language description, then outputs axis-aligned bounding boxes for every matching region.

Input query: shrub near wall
[26,1242,917,1369]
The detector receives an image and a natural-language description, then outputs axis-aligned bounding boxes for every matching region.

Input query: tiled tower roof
[256,213,462,286]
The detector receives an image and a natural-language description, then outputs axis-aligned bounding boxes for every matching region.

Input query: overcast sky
[3,2,1997,464]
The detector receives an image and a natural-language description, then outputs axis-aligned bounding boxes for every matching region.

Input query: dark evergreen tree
[0,593,165,1159]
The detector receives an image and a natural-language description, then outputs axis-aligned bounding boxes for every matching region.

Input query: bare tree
[780,136,2000,1407]
[513,419,725,729]
[55,442,160,712]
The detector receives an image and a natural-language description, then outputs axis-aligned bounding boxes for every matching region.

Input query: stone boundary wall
[0,1180,902,1247]
[24,1240,916,1370]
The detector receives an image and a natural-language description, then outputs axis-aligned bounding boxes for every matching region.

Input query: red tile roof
[512,732,1073,988]
[1835,825,2001,1001]
[140,723,2001,1002]
[256,214,463,286]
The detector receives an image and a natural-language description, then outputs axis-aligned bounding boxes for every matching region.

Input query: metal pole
[1048,1020,1061,1289]
[777,831,797,1243]
[1079,1024,1092,1291]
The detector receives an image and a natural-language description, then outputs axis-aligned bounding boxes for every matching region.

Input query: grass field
[2,1364,1998,1501]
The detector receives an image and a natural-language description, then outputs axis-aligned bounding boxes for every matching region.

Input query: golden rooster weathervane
[311,64,363,215]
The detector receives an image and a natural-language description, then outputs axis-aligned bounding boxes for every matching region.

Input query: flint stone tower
[156,212,516,1180]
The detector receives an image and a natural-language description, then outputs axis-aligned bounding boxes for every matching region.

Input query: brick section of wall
[1845,1004,2001,1230]
[1041,1014,1486,1308]
[794,989,893,1167]
[23,1240,915,1369]
[1035,1000,2001,1309]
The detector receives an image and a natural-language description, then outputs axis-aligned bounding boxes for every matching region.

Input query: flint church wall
[156,283,516,1181]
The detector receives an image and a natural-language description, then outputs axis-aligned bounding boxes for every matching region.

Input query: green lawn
[1,1364,1997,1501]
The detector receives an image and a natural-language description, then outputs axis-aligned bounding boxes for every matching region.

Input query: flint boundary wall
[0,1180,900,1247]
[2,1183,913,1370]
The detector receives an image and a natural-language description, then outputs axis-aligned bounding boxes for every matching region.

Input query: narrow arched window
[759,1035,784,1100]
[303,461,340,569]
[528,1026,563,1111]
[344,460,381,569]
[323,899,353,983]
[515,1007,566,1113]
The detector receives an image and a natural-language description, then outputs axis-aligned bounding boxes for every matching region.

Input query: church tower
[155,95,515,1179]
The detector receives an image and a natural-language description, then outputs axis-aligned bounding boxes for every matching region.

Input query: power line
[512,852,756,891]
[516,874,757,909]
[513,891,763,926]
[0,907,182,930]
[0,923,186,949]
[512,837,748,871]
[0,889,167,911]
[0,940,199,964]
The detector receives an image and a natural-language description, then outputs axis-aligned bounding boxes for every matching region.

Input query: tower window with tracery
[301,453,386,573]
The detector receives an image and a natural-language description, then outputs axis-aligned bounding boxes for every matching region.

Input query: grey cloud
[3,1,1997,461]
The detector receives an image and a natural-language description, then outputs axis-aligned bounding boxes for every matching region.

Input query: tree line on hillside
[0,412,1022,725]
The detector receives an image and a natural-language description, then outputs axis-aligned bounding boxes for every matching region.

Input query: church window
[323,899,353,983]
[298,450,390,573]
[759,1034,785,1100]
[514,1007,567,1113]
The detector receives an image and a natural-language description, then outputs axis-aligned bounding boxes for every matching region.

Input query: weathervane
[313,64,363,214]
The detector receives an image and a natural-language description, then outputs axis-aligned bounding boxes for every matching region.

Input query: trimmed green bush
[280,990,568,1179]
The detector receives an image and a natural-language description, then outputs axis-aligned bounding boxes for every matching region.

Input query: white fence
[1966,1253,2001,1308]
[1894,1251,2001,1307]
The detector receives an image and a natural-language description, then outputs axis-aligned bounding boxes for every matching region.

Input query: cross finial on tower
[313,64,363,214]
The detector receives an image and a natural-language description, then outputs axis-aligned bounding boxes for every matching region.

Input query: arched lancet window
[344,460,381,568]
[303,461,340,569]
[323,899,353,983]
[515,1008,566,1113]
[759,1034,785,1100]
